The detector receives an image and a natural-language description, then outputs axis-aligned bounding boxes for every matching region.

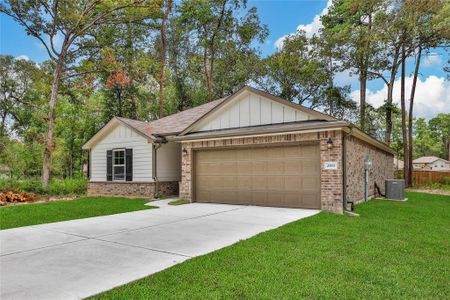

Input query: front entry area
[194,143,321,209]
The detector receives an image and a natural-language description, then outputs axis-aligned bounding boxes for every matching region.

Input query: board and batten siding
[191,92,317,132]
[157,141,182,181]
[90,123,153,182]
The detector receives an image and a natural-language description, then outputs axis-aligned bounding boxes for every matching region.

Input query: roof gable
[180,86,335,135]
[413,156,449,164]
[82,117,153,149]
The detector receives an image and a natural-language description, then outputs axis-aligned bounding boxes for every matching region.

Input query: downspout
[342,126,354,213]
[152,141,164,199]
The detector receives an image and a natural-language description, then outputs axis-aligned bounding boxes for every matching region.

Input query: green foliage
[259,31,329,106]
[415,182,450,191]
[168,198,189,205]
[0,177,88,196]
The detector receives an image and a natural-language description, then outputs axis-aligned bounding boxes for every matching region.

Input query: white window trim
[113,149,126,182]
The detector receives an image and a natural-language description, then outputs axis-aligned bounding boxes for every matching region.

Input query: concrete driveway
[0,201,319,300]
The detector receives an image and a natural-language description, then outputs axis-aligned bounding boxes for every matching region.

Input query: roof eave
[173,121,349,142]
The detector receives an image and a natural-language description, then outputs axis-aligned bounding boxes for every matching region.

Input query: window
[113,149,125,181]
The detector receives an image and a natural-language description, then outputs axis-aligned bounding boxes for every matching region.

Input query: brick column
[319,131,343,214]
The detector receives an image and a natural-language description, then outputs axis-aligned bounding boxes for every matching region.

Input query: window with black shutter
[126,148,133,181]
[112,149,126,181]
[106,150,113,181]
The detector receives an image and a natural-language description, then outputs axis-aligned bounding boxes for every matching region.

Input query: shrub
[48,178,88,195]
[0,177,88,196]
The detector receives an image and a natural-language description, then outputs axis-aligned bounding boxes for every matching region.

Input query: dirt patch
[406,188,450,196]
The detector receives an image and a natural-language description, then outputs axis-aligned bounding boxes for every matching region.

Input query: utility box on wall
[385,179,405,200]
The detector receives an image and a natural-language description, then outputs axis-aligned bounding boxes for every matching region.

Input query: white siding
[193,91,316,132]
[430,159,450,171]
[156,142,182,181]
[90,124,153,182]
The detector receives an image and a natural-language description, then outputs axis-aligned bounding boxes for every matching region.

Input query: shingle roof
[116,97,228,138]
[150,97,228,135]
[413,156,448,164]
[115,117,154,138]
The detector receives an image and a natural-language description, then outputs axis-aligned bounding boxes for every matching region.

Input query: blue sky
[1,0,448,119]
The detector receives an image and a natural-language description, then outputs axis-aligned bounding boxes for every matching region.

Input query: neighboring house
[394,158,404,171]
[413,156,450,171]
[83,86,394,214]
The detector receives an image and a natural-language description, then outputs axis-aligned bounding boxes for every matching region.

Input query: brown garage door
[194,144,321,209]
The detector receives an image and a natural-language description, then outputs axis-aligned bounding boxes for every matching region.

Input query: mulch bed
[0,190,79,206]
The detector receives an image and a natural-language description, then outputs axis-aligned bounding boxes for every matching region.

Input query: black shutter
[106,150,113,181]
[126,148,133,181]
[87,150,91,179]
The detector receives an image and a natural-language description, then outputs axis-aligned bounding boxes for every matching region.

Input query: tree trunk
[203,46,212,101]
[385,80,394,145]
[359,69,367,130]
[0,110,7,137]
[384,47,400,145]
[130,95,137,119]
[42,58,64,188]
[328,56,334,116]
[408,45,422,187]
[400,45,409,187]
[159,0,172,118]
[205,0,227,102]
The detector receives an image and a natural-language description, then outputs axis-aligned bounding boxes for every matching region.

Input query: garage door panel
[221,176,237,190]
[303,176,319,190]
[284,176,300,191]
[284,161,301,175]
[237,176,252,190]
[267,161,283,174]
[252,161,268,173]
[301,192,320,208]
[237,161,252,174]
[269,176,285,191]
[252,176,268,190]
[221,161,237,174]
[195,144,320,209]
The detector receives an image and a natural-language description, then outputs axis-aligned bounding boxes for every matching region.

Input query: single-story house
[82,86,394,214]
[413,156,450,171]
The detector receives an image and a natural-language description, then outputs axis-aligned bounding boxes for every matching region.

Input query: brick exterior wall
[345,136,394,203]
[88,181,179,199]
[180,130,344,214]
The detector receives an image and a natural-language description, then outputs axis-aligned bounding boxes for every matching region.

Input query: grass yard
[0,197,155,230]
[91,192,450,299]
[168,198,190,206]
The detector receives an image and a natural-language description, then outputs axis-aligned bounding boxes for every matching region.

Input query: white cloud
[275,0,332,49]
[15,55,30,61]
[423,53,442,67]
[350,75,450,119]
[334,70,358,86]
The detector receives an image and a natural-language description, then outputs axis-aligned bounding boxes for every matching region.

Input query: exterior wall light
[182,148,188,155]
[364,156,373,170]
[327,137,333,149]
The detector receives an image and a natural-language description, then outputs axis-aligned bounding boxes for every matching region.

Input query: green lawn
[168,198,190,206]
[0,197,155,230]
[91,192,450,299]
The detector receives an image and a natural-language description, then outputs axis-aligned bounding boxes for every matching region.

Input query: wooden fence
[411,171,450,185]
